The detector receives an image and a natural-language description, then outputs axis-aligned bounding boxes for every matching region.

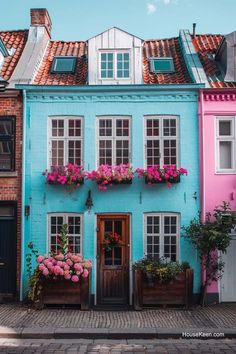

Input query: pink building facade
[199,89,236,302]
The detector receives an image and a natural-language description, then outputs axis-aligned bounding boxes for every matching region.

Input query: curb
[0,327,235,339]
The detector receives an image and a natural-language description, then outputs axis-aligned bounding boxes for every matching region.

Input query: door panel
[0,204,17,295]
[221,237,236,302]
[97,215,129,305]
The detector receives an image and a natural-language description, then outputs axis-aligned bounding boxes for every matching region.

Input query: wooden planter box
[38,273,90,310]
[133,268,193,310]
[145,175,180,184]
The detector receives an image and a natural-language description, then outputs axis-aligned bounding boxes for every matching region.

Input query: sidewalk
[0,303,236,339]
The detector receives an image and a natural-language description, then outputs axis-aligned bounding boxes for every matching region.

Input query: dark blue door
[0,204,16,295]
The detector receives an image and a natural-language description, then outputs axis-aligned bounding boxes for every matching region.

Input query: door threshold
[94,304,131,311]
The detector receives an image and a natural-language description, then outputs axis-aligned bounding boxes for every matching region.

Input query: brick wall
[0,91,22,297]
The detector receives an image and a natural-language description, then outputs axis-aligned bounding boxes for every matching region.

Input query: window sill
[0,171,18,178]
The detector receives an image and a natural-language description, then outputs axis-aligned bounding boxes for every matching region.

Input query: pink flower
[64,273,71,280]
[46,261,53,269]
[82,269,89,278]
[71,275,79,283]
[66,259,73,266]
[38,264,45,271]
[42,268,49,276]
[64,264,70,271]
[54,253,64,261]
[36,255,44,263]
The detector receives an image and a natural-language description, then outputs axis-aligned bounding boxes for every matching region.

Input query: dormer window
[149,57,175,73]
[100,51,130,79]
[51,57,77,74]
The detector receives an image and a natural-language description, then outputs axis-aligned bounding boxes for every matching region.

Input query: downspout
[199,90,205,221]
[20,89,26,301]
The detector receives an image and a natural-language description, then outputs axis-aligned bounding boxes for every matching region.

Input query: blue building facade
[20,83,201,304]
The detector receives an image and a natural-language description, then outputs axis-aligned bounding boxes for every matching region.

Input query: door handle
[0,262,5,266]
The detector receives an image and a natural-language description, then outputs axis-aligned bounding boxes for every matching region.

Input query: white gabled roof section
[88,26,143,85]
[179,29,209,87]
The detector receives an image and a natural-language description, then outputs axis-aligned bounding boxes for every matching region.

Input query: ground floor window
[48,213,82,254]
[144,213,179,261]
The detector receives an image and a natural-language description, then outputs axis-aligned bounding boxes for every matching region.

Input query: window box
[136,165,187,187]
[86,164,134,191]
[145,175,180,184]
[133,268,193,310]
[43,164,85,188]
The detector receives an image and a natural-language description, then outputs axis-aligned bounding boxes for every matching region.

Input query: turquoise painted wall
[22,86,201,299]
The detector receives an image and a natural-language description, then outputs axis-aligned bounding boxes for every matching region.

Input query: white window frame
[99,50,131,80]
[144,213,180,261]
[48,116,83,168]
[47,213,83,254]
[216,116,236,173]
[97,116,131,166]
[144,115,179,168]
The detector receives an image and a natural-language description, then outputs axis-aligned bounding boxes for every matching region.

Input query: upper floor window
[0,117,15,171]
[49,116,83,167]
[100,52,130,79]
[216,116,236,172]
[97,116,131,165]
[51,57,77,74]
[145,213,179,261]
[149,57,175,73]
[145,116,178,168]
[48,213,82,254]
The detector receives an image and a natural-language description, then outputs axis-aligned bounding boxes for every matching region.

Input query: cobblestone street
[0,338,236,353]
[1,303,236,330]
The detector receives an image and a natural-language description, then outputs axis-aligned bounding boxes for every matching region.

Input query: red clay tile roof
[0,30,28,81]
[143,38,192,84]
[192,34,236,88]
[33,41,87,85]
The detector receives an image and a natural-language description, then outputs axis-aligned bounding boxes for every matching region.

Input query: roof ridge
[145,37,178,42]
[0,29,28,33]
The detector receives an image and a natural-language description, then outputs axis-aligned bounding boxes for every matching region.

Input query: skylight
[149,57,175,73]
[0,39,9,57]
[51,57,77,74]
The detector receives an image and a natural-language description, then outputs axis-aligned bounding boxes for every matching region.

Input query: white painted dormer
[88,27,143,85]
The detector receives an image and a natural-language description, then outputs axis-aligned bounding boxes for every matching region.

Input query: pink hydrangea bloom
[82,269,89,278]
[71,275,79,283]
[36,255,44,263]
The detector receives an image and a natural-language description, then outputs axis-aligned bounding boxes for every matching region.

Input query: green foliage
[183,201,236,306]
[55,224,69,255]
[133,257,190,283]
[26,241,38,278]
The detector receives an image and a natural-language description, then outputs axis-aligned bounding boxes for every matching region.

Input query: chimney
[30,8,52,37]
[192,23,196,37]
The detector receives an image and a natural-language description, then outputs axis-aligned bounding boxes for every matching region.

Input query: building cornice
[16,84,202,102]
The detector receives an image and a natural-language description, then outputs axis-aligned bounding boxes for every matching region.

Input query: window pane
[219,121,231,136]
[0,120,13,135]
[69,119,81,137]
[114,247,122,266]
[51,140,64,166]
[0,141,12,170]
[53,57,76,73]
[219,141,232,169]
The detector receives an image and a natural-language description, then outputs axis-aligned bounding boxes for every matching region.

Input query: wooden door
[0,203,17,295]
[97,215,129,306]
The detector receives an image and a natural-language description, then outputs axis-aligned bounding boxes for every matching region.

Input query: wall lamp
[85,190,93,212]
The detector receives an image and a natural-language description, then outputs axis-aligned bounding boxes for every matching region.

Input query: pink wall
[199,89,236,293]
